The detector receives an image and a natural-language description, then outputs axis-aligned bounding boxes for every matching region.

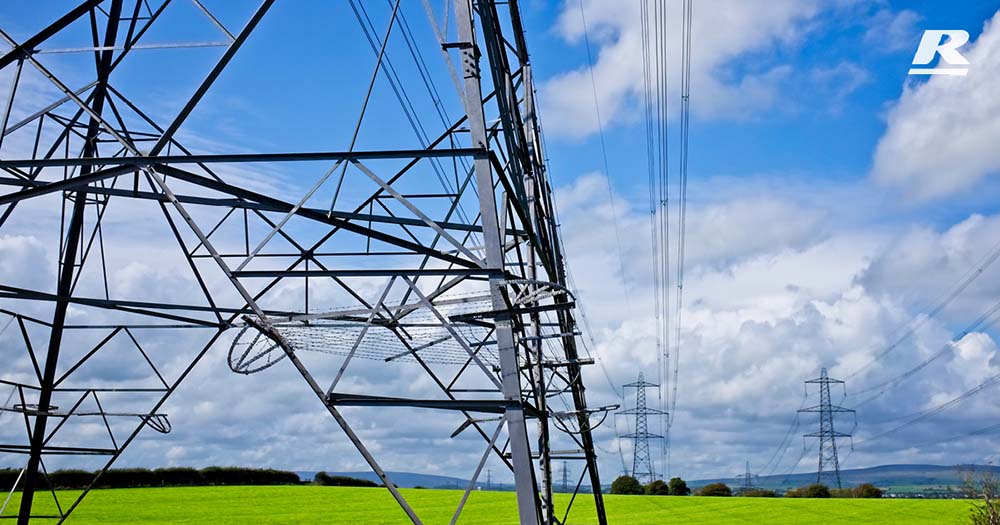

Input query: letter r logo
[909,30,970,76]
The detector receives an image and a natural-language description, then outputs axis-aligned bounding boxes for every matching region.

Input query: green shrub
[0,469,20,490]
[829,483,883,498]
[610,475,644,495]
[829,488,853,498]
[645,479,669,495]
[48,470,93,489]
[741,488,777,497]
[201,467,299,486]
[154,468,203,486]
[786,483,830,498]
[314,472,377,487]
[96,468,159,488]
[697,483,732,497]
[855,483,883,498]
[0,466,300,491]
[668,477,691,496]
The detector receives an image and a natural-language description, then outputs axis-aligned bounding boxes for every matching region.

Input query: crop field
[0,486,972,524]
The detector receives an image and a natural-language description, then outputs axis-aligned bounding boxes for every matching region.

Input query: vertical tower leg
[17,3,122,521]
[453,1,541,523]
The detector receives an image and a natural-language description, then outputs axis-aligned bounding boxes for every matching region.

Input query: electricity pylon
[799,368,855,489]
[619,373,665,484]
[0,2,609,523]
[735,460,758,494]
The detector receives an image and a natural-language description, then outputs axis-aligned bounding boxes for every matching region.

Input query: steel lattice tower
[735,460,758,494]
[798,368,855,489]
[561,461,568,492]
[0,2,611,523]
[619,373,665,484]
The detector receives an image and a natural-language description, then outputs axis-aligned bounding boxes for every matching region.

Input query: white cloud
[858,213,1000,321]
[863,8,922,53]
[809,61,870,113]
[872,10,1000,200]
[5,2,1000,488]
[539,0,824,138]
[557,172,1000,478]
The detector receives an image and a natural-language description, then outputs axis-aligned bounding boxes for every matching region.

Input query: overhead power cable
[639,0,671,473]
[850,296,1000,408]
[856,370,1000,446]
[330,0,402,212]
[577,0,635,317]
[761,393,807,476]
[847,234,1000,380]
[350,1,477,234]
[780,440,816,485]
[920,421,1000,449]
[664,0,694,478]
[532,72,623,401]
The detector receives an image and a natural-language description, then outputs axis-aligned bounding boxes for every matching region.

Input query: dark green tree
[645,479,669,495]
[741,488,777,497]
[855,483,883,498]
[786,483,830,498]
[610,475,644,495]
[697,482,732,497]
[668,477,691,496]
[314,472,377,487]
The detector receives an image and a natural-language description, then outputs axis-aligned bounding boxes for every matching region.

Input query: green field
[1,486,973,524]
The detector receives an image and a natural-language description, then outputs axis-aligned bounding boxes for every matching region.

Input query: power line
[0,314,14,338]
[764,416,801,478]
[330,0,402,212]
[537,113,622,401]
[577,0,635,317]
[850,297,1000,408]
[847,234,1000,380]
[760,393,807,475]
[857,370,1000,446]
[639,0,672,474]
[351,0,476,232]
[918,421,1000,449]
[779,440,816,486]
[666,0,694,478]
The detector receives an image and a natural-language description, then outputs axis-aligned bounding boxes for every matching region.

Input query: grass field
[1,485,973,524]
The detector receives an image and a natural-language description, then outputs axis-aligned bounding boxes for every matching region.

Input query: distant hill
[691,464,1000,493]
[297,471,513,490]
[296,464,1000,494]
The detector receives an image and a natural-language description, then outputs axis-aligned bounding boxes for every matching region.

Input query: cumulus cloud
[858,213,1000,321]
[5,2,1000,487]
[539,0,824,138]
[863,8,923,53]
[872,10,1000,200]
[556,173,1000,478]
[5,168,1000,481]
[808,61,870,113]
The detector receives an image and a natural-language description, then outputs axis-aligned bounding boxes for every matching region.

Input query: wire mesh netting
[229,291,501,373]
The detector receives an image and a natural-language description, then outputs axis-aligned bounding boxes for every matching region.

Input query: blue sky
[530,0,999,218]
[2,0,1000,487]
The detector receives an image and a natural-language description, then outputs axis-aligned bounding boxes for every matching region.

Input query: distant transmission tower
[798,368,855,488]
[619,373,665,484]
[735,460,758,494]
[561,461,569,492]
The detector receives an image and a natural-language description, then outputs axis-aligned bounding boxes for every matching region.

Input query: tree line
[609,475,883,498]
[0,467,312,490]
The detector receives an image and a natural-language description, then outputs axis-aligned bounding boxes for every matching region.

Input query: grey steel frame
[0,1,607,523]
